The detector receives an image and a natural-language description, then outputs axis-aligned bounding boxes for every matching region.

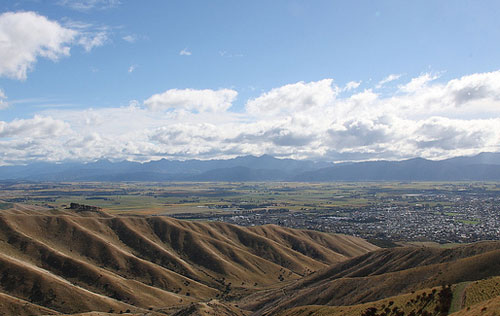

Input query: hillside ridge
[0,206,377,315]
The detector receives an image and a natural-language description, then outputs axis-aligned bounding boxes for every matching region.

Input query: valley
[0,182,499,315]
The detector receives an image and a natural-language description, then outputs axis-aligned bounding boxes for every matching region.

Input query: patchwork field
[2,181,499,215]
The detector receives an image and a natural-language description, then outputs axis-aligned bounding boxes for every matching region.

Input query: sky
[1,0,500,165]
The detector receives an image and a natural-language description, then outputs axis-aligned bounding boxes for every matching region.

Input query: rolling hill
[0,204,376,315]
[240,242,500,315]
[2,203,500,316]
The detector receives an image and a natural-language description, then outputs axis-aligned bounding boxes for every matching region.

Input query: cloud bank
[1,71,500,165]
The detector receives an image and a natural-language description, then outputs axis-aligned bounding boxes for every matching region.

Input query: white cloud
[446,71,500,107]
[0,89,7,109]
[0,11,76,80]
[376,73,401,88]
[144,88,238,112]
[128,64,137,73]
[413,117,496,151]
[77,31,107,52]
[0,12,107,80]
[344,81,361,91]
[327,117,392,148]
[0,115,70,138]
[179,48,192,56]
[399,72,439,93]
[246,79,337,116]
[2,71,500,164]
[58,0,121,11]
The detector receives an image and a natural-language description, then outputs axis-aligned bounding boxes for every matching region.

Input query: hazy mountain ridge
[1,152,500,182]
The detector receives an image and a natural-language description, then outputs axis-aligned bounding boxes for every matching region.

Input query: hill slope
[240,242,500,315]
[0,206,376,315]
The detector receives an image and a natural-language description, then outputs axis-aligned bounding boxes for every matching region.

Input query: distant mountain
[296,152,500,181]
[1,152,500,181]
[0,155,331,181]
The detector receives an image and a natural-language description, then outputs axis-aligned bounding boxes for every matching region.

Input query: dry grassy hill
[451,295,500,316]
[0,204,377,315]
[3,202,500,316]
[240,242,500,315]
[274,285,453,316]
[271,280,500,316]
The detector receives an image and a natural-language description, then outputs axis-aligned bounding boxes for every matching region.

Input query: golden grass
[463,276,500,309]
[0,208,376,315]
[276,286,450,316]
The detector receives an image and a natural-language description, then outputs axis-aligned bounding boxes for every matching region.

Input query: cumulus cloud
[0,115,70,138]
[2,70,500,164]
[0,12,107,80]
[0,11,76,80]
[414,117,497,150]
[327,117,392,148]
[246,79,337,116]
[446,71,500,107]
[399,72,439,93]
[144,88,238,112]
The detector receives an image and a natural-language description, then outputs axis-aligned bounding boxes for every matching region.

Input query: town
[1,181,499,244]
[169,186,500,244]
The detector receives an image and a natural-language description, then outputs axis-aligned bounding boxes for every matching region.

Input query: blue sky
[1,1,500,164]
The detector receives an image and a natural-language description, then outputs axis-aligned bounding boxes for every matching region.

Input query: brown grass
[462,276,500,309]
[0,207,376,315]
[241,242,500,315]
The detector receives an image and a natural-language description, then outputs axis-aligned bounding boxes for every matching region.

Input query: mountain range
[1,152,500,182]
